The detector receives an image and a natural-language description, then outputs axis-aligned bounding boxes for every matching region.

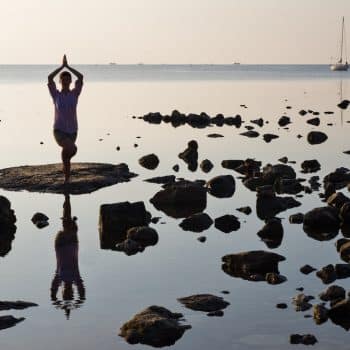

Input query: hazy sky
[1,0,350,64]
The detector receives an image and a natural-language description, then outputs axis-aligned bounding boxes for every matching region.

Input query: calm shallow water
[1,65,350,349]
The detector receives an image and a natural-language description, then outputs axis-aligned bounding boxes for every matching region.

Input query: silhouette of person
[50,193,85,319]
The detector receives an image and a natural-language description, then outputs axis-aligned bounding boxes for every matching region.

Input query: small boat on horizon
[331,17,349,71]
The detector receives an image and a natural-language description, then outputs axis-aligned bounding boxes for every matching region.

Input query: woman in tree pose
[48,55,83,183]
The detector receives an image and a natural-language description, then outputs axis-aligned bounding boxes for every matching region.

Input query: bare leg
[59,140,77,183]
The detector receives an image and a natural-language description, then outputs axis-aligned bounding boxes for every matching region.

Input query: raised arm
[48,61,64,83]
[64,56,83,82]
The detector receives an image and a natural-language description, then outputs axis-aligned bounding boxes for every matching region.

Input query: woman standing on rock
[48,55,83,184]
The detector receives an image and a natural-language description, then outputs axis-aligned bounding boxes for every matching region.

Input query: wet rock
[262,164,296,184]
[235,159,262,177]
[339,241,350,263]
[119,306,191,347]
[240,130,259,138]
[306,117,320,126]
[262,133,279,143]
[214,215,240,233]
[187,113,211,128]
[139,154,160,170]
[338,100,350,110]
[99,201,152,249]
[335,264,350,279]
[319,285,346,302]
[236,206,252,215]
[197,236,206,243]
[266,272,287,285]
[0,300,38,311]
[143,112,163,124]
[0,315,25,331]
[275,178,303,195]
[0,196,17,257]
[207,175,235,198]
[251,118,264,127]
[329,298,350,330]
[316,264,337,284]
[179,213,213,233]
[222,250,286,282]
[292,294,314,312]
[325,168,350,189]
[327,192,350,210]
[300,265,316,275]
[224,115,242,127]
[178,294,229,312]
[207,310,224,317]
[290,334,318,345]
[150,181,207,218]
[221,160,244,170]
[313,304,329,325]
[301,160,321,173]
[256,192,301,220]
[303,207,340,240]
[276,303,288,309]
[207,133,224,138]
[278,116,291,127]
[278,157,288,164]
[257,218,283,249]
[289,213,304,224]
[179,140,198,171]
[0,163,137,195]
[127,226,158,246]
[172,164,179,172]
[144,175,176,185]
[299,110,308,116]
[340,202,350,223]
[200,159,213,173]
[211,114,225,126]
[307,131,328,145]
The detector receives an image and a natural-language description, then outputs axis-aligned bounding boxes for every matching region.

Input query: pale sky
[1,0,350,64]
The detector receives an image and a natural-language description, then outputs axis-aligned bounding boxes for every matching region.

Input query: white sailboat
[331,17,349,71]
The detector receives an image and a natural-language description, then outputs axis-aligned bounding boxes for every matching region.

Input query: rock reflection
[0,196,17,258]
[50,194,85,319]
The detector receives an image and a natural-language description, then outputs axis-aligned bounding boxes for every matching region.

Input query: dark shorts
[53,129,77,145]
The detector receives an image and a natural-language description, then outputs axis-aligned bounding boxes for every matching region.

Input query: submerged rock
[222,250,286,282]
[207,175,235,198]
[290,334,317,345]
[119,306,191,347]
[0,163,137,195]
[214,215,240,233]
[289,213,304,224]
[316,264,337,284]
[319,285,346,302]
[177,294,229,312]
[150,181,207,218]
[139,154,160,170]
[179,213,213,232]
[300,265,316,275]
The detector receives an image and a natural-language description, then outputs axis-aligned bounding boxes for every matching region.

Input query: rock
[262,164,296,184]
[179,213,213,232]
[139,154,160,170]
[221,160,244,170]
[340,202,350,223]
[307,131,328,145]
[339,241,350,263]
[0,163,137,195]
[150,181,207,218]
[207,133,223,138]
[256,193,301,220]
[300,265,316,275]
[206,175,235,198]
[197,236,206,243]
[306,117,320,126]
[319,285,346,302]
[234,159,262,177]
[263,133,279,143]
[276,303,288,309]
[126,226,158,246]
[222,250,286,282]
[266,272,287,285]
[178,294,229,312]
[0,196,17,257]
[335,264,350,279]
[0,301,38,311]
[316,264,337,284]
[313,304,329,325]
[289,213,304,224]
[278,116,291,127]
[99,201,152,250]
[292,294,314,312]
[329,298,350,330]
[143,112,163,124]
[303,207,340,240]
[119,306,191,347]
[224,115,242,127]
[31,212,49,228]
[214,215,240,233]
[200,159,213,173]
[275,178,303,195]
[257,218,283,249]
[236,206,252,215]
[327,192,350,210]
[325,168,350,189]
[187,113,211,128]
[211,114,225,126]
[115,239,143,256]
[178,141,198,171]
[240,130,259,138]
[338,100,350,109]
[0,315,25,331]
[299,110,308,116]
[207,310,224,317]
[250,118,264,127]
[144,175,176,185]
[301,160,321,173]
[172,164,179,172]
[278,157,288,164]
[290,334,318,345]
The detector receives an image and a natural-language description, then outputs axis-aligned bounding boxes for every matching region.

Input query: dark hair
[59,71,72,80]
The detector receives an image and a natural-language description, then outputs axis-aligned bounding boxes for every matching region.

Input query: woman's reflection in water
[50,193,85,319]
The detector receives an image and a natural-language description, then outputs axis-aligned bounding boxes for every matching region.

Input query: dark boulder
[307,131,328,145]
[262,164,296,184]
[177,294,229,312]
[306,117,320,126]
[289,213,304,224]
[257,218,283,249]
[329,298,350,330]
[278,116,291,127]
[139,154,160,170]
[221,159,244,170]
[200,159,213,173]
[338,100,350,110]
[179,213,213,233]
[214,215,240,233]
[178,140,198,172]
[263,133,279,143]
[316,264,337,284]
[301,160,321,173]
[319,285,346,302]
[313,304,329,325]
[0,196,17,257]
[119,306,191,347]
[207,175,235,198]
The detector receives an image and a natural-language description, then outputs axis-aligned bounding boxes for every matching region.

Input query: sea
[0,64,350,350]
